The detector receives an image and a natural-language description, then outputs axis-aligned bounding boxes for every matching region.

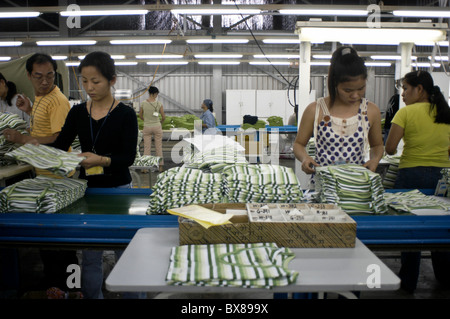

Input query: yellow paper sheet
[167,205,233,229]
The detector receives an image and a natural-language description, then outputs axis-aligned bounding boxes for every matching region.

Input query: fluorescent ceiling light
[79,55,125,60]
[428,56,448,61]
[66,62,80,67]
[262,39,299,44]
[0,12,40,18]
[187,39,249,44]
[115,62,138,66]
[249,61,291,66]
[195,54,243,58]
[413,62,441,68]
[393,10,450,18]
[370,55,418,60]
[197,61,240,65]
[136,54,183,59]
[146,61,188,65]
[37,40,97,46]
[312,54,332,59]
[299,27,446,45]
[51,56,68,60]
[279,9,368,16]
[0,57,11,61]
[110,39,172,45]
[0,41,22,47]
[171,9,260,15]
[60,10,148,17]
[253,54,299,59]
[365,62,392,67]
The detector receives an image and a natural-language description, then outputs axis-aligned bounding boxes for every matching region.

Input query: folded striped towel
[166,242,298,289]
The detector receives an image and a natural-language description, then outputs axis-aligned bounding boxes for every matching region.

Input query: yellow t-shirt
[30,86,71,177]
[391,102,450,169]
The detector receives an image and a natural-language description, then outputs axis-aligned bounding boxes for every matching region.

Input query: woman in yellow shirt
[385,70,450,293]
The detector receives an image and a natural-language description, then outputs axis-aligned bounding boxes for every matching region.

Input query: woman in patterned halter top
[294,46,384,177]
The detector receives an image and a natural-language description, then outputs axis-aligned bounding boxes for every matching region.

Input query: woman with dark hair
[200,99,218,134]
[139,85,165,172]
[385,70,450,292]
[0,73,30,124]
[51,51,139,298]
[293,46,384,178]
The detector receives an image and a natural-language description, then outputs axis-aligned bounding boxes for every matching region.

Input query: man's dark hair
[26,53,57,74]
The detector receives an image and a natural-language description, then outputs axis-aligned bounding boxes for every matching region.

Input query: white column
[295,41,312,189]
[398,42,414,109]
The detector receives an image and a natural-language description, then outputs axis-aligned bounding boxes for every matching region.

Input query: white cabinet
[225,90,256,125]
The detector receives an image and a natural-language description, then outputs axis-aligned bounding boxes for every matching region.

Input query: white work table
[105,228,400,297]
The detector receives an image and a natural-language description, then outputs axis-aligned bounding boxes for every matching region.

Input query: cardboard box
[178,203,356,248]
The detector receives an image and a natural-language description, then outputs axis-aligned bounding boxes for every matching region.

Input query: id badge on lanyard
[86,99,115,176]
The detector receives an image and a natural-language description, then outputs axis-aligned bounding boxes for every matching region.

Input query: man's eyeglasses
[31,72,55,82]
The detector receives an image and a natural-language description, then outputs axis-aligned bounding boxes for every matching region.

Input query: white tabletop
[105,228,400,294]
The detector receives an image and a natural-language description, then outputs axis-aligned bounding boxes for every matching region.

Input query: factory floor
[2,139,450,299]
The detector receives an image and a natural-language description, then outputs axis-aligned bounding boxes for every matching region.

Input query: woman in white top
[293,46,384,180]
[139,86,165,172]
[0,73,30,126]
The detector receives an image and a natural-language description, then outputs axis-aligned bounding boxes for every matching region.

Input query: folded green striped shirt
[166,243,298,289]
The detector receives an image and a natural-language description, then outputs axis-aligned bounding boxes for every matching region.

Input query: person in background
[49,51,139,299]
[385,70,450,293]
[0,73,30,125]
[4,53,70,146]
[293,46,384,178]
[287,105,298,126]
[139,86,165,173]
[383,91,400,144]
[2,53,75,297]
[200,99,218,135]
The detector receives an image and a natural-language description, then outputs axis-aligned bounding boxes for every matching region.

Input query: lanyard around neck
[89,99,115,154]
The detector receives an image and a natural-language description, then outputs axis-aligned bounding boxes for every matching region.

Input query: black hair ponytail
[327,46,367,107]
[403,71,450,124]
[430,85,450,124]
[5,80,17,106]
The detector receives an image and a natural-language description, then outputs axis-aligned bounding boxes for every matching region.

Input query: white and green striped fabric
[381,156,400,189]
[0,175,87,213]
[0,113,28,166]
[147,167,224,214]
[166,242,298,289]
[5,144,84,177]
[384,189,450,213]
[222,163,304,203]
[441,168,450,198]
[183,144,248,173]
[133,130,161,169]
[314,164,387,214]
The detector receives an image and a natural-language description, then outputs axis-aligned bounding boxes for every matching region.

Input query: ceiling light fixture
[0,12,40,18]
[296,22,446,45]
[60,10,148,16]
[37,40,97,46]
[146,61,188,65]
[171,9,260,15]
[51,56,68,60]
[393,10,450,18]
[197,61,240,65]
[195,54,243,58]
[279,9,368,16]
[253,54,299,59]
[0,57,11,61]
[187,39,249,44]
[0,41,22,47]
[110,39,172,45]
[249,61,291,65]
[136,54,184,59]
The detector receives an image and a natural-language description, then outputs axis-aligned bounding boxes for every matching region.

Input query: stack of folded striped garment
[441,168,450,198]
[0,113,28,166]
[0,176,87,213]
[222,163,304,203]
[147,167,224,214]
[384,189,450,213]
[183,144,248,173]
[5,144,84,177]
[381,156,400,189]
[133,130,161,169]
[314,164,387,214]
[166,242,298,289]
